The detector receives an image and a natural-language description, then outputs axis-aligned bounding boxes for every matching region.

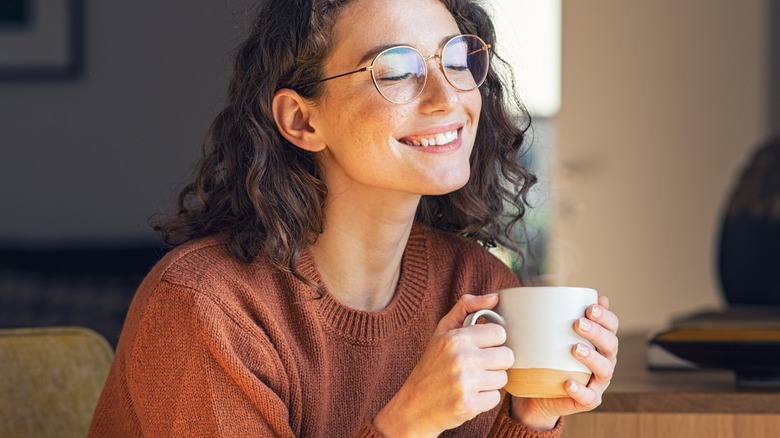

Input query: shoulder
[152,236,253,289]
[147,236,291,297]
[131,236,292,326]
[112,241,292,417]
[119,237,299,354]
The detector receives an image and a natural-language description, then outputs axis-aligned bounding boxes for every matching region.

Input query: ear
[271,88,326,152]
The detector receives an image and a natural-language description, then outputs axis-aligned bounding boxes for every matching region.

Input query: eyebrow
[353,34,461,67]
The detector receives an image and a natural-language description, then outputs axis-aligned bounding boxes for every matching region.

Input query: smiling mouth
[398,129,459,147]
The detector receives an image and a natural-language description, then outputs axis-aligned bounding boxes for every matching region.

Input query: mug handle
[462,309,506,328]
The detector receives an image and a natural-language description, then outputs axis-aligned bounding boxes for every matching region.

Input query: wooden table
[561,333,780,438]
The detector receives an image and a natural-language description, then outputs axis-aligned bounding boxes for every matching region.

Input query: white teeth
[401,129,459,147]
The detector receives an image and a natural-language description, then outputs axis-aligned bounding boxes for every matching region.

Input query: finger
[466,345,514,371]
[598,295,610,310]
[458,323,508,349]
[439,294,499,332]
[587,303,620,335]
[575,318,619,359]
[470,369,509,392]
[572,342,615,387]
[447,389,503,424]
[565,379,601,413]
[471,389,503,415]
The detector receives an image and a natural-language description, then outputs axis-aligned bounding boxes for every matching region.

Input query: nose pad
[419,54,458,108]
[424,54,447,84]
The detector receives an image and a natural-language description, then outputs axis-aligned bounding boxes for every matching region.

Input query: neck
[310,190,420,312]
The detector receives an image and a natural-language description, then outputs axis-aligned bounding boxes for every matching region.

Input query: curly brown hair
[154,0,536,278]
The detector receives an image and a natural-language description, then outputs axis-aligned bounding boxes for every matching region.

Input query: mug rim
[493,286,597,294]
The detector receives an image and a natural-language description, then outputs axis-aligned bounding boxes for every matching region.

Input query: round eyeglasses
[302,34,491,104]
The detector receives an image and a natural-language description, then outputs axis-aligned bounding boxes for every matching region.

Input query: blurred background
[0,0,777,344]
[549,0,778,332]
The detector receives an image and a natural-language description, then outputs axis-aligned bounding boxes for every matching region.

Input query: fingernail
[576,343,590,357]
[568,381,579,392]
[591,306,602,319]
[579,318,592,331]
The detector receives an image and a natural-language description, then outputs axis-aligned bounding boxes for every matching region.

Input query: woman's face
[310,0,482,201]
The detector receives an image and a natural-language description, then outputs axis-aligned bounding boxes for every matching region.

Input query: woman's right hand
[373,294,514,437]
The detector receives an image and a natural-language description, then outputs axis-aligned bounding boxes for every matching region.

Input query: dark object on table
[718,136,780,305]
[649,307,780,388]
[649,137,780,387]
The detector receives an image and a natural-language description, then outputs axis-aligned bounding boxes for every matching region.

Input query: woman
[90,0,619,436]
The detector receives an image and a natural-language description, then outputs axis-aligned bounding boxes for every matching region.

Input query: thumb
[437,293,500,333]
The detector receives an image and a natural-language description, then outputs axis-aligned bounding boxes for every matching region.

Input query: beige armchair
[0,326,114,438]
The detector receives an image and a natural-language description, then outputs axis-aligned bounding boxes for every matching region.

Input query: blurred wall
[0,1,253,244]
[550,0,771,331]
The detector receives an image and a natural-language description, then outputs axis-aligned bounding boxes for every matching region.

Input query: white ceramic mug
[463,286,598,398]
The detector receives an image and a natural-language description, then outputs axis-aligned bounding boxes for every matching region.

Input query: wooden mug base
[506,368,592,398]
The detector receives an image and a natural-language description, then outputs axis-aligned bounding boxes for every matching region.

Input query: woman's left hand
[510,295,620,430]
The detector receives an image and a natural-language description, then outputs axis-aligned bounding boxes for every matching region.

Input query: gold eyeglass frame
[302,34,491,104]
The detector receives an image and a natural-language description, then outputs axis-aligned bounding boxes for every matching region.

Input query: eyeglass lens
[371,35,488,104]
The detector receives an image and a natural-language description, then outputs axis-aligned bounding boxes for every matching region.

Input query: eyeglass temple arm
[301,66,372,87]
[467,44,491,56]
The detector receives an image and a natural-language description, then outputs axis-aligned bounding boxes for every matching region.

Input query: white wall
[0,1,253,244]
[549,0,771,332]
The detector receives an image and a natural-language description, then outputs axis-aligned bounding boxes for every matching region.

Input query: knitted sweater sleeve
[123,280,297,437]
[488,396,564,438]
[352,414,563,438]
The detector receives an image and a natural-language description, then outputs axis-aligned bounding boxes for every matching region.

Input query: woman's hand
[374,294,514,437]
[510,295,620,430]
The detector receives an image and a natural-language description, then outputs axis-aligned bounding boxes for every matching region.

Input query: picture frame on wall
[0,0,83,80]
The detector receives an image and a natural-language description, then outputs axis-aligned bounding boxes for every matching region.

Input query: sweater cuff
[355,420,383,438]
[356,411,564,438]
[491,396,564,438]
[492,414,564,438]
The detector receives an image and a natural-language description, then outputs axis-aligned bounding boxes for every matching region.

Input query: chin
[423,176,471,196]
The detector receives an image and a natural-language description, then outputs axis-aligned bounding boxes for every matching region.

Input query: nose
[417,55,458,113]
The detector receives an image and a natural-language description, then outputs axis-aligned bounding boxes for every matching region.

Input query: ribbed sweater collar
[294,223,430,344]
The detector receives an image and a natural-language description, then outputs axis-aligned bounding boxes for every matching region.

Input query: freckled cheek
[324,87,409,145]
[355,110,406,144]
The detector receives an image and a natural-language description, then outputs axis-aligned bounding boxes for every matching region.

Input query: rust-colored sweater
[90,224,563,437]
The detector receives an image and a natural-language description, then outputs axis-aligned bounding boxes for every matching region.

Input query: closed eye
[377,72,415,82]
[445,65,469,72]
